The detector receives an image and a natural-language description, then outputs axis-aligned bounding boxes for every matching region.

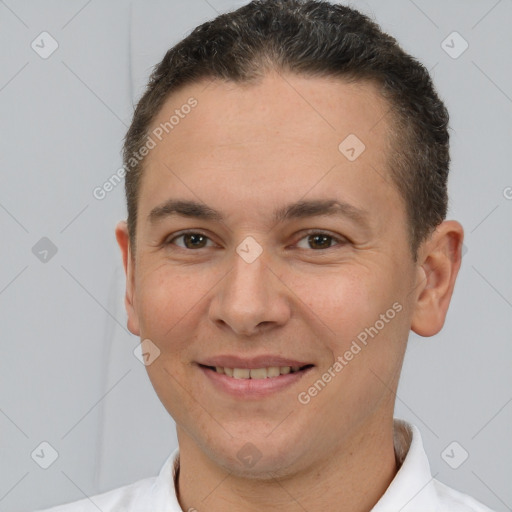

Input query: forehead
[138,72,400,230]
[148,72,390,155]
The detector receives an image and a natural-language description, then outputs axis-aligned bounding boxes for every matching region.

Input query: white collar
[372,419,438,511]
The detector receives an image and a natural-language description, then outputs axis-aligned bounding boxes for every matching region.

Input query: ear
[115,220,140,336]
[410,220,464,337]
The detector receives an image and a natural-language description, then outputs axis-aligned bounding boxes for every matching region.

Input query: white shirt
[35,419,495,512]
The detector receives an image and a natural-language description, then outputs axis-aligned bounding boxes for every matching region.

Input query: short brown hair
[123,0,450,261]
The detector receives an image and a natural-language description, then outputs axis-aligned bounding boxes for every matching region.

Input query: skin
[115,71,463,512]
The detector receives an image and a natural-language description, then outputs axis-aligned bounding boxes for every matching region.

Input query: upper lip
[198,355,314,369]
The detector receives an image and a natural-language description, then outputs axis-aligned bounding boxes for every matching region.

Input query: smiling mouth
[199,364,314,379]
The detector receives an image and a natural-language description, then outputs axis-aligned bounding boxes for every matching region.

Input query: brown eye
[168,231,213,250]
[308,234,333,250]
[295,231,346,250]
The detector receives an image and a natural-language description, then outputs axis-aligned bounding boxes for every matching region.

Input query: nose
[208,247,291,337]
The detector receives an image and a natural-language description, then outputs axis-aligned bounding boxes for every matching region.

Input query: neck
[175,416,399,512]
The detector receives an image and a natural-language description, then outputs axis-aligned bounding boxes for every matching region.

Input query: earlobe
[115,220,140,336]
[410,221,464,337]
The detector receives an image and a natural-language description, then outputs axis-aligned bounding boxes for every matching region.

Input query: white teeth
[212,365,305,378]
[266,366,280,377]
[233,368,250,379]
[249,368,268,379]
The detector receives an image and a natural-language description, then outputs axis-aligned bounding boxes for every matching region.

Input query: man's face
[121,72,422,476]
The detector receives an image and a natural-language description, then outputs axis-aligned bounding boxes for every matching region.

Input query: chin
[202,432,307,479]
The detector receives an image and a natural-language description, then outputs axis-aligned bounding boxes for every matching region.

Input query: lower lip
[198,365,313,399]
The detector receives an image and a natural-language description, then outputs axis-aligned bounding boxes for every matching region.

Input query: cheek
[294,264,407,403]
[294,265,392,344]
[134,265,208,347]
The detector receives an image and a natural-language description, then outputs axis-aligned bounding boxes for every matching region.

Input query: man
[36,0,495,510]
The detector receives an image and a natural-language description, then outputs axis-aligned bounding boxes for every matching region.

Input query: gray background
[1,0,511,511]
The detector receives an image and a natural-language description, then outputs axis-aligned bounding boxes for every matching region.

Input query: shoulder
[433,479,496,512]
[33,476,156,512]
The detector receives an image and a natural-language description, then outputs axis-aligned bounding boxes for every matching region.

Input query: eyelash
[165,229,348,251]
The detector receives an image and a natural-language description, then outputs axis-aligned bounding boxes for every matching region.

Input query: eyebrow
[148,198,371,230]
